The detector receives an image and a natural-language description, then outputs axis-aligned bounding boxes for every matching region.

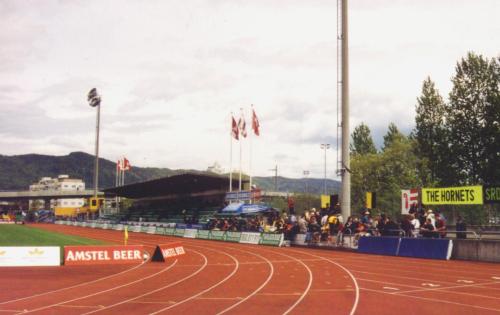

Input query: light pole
[87,88,101,216]
[303,170,309,194]
[320,144,330,195]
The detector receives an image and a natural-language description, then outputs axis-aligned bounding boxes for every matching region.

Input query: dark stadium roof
[103,173,245,199]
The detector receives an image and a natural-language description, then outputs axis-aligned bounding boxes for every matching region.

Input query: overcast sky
[1,0,499,179]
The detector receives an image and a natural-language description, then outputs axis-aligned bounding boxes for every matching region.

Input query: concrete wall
[452,239,500,263]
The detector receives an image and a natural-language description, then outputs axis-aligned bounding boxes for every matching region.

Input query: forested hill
[0,152,340,194]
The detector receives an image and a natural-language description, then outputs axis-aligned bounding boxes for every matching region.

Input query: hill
[0,152,340,194]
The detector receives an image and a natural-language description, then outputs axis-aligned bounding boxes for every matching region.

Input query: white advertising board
[0,246,60,267]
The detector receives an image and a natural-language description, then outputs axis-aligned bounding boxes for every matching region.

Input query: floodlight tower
[87,88,101,204]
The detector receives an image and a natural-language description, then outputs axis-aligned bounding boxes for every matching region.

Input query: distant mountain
[0,152,340,194]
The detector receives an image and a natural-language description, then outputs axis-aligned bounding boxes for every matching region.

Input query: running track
[1,224,500,315]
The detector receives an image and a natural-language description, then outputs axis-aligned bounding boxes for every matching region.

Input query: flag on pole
[124,226,129,245]
[117,160,122,171]
[231,116,239,140]
[123,158,131,171]
[238,113,247,138]
[252,108,260,136]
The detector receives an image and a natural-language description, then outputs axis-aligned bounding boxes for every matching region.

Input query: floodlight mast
[340,0,351,219]
[88,88,101,216]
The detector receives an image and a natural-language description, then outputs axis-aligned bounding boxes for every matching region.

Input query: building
[29,175,86,215]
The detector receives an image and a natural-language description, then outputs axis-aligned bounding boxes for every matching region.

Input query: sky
[1,0,499,179]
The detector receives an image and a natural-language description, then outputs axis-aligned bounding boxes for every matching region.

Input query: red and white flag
[231,116,239,140]
[252,108,260,136]
[116,160,122,171]
[123,158,131,171]
[238,114,247,138]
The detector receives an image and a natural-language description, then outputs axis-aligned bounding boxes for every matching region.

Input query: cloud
[1,0,498,179]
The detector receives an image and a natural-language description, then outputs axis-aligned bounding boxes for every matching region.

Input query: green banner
[260,233,284,246]
[174,228,186,237]
[141,226,150,233]
[155,226,166,235]
[484,186,500,204]
[210,230,225,241]
[225,231,242,242]
[164,227,176,236]
[197,230,210,239]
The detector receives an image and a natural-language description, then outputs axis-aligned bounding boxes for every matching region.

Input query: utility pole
[320,144,330,195]
[303,170,310,194]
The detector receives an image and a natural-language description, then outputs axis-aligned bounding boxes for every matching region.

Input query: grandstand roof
[103,173,246,199]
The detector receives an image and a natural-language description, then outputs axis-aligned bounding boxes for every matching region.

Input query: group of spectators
[205,203,467,244]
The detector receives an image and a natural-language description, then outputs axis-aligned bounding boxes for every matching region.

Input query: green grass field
[0,224,106,247]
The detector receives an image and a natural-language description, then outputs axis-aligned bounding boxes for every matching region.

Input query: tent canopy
[219,203,275,215]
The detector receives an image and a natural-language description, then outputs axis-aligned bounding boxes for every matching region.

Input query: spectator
[410,214,420,237]
[343,216,354,235]
[298,214,308,234]
[456,216,467,239]
[308,216,322,242]
[383,217,400,237]
[426,209,436,227]
[435,213,447,238]
[420,218,436,238]
[400,215,413,237]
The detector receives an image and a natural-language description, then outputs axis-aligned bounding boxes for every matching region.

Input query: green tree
[414,77,448,185]
[446,52,500,185]
[350,123,377,155]
[382,123,406,150]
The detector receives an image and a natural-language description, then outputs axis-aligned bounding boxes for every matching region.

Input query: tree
[382,123,406,150]
[446,52,500,185]
[414,77,448,185]
[350,123,377,155]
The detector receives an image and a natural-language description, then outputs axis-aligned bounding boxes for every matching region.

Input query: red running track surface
[0,224,499,315]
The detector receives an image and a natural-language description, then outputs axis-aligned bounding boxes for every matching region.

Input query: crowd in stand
[207,203,460,243]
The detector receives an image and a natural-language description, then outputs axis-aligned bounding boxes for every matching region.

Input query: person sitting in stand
[383,216,400,237]
[456,216,467,239]
[435,213,447,238]
[420,218,436,238]
[400,215,413,237]
[308,216,322,243]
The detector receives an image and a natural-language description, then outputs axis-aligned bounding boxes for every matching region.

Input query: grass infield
[0,224,106,247]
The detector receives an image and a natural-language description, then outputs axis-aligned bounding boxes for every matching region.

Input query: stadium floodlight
[87,88,101,217]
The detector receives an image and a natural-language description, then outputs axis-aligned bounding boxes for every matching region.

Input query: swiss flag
[123,158,131,171]
[231,116,239,140]
[238,114,247,138]
[252,108,260,136]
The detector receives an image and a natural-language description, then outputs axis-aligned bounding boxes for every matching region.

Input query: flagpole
[229,114,233,193]
[249,107,253,204]
[239,130,242,192]
[239,109,243,193]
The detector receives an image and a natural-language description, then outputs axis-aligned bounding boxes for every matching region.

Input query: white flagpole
[238,108,244,193]
[229,114,233,192]
[249,108,253,203]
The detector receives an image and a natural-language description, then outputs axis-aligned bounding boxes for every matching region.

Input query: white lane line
[80,249,208,315]
[383,287,400,291]
[17,259,178,314]
[362,286,500,313]
[287,248,359,315]
[148,250,240,315]
[0,258,148,305]
[215,248,274,315]
[280,252,313,315]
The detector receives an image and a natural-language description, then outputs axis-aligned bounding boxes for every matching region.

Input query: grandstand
[103,173,245,224]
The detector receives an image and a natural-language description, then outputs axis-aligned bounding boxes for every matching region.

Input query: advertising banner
[151,242,186,262]
[64,245,144,265]
[260,233,284,247]
[164,228,175,236]
[131,225,142,233]
[183,229,197,238]
[197,230,210,239]
[146,226,156,234]
[484,186,500,204]
[225,231,242,242]
[114,224,124,231]
[0,246,60,267]
[210,230,225,241]
[174,228,186,237]
[155,227,166,235]
[401,189,419,214]
[422,186,483,205]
